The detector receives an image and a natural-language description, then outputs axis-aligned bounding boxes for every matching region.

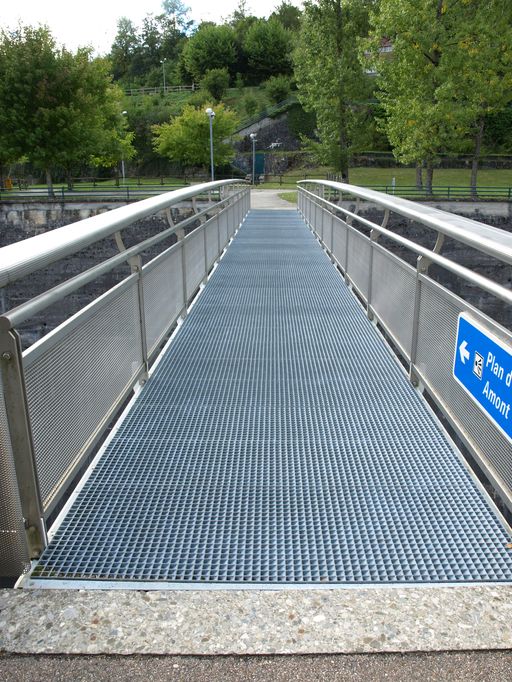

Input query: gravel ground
[1,651,512,681]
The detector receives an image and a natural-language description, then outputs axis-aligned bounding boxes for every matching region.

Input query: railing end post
[0,328,46,561]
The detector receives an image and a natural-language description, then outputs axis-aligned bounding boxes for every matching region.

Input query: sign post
[453,313,512,444]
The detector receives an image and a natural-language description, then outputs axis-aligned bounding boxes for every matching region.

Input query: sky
[1,0,298,56]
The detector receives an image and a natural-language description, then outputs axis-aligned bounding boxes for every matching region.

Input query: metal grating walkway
[31,210,512,585]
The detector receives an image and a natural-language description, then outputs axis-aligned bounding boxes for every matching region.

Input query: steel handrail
[0,190,244,330]
[299,187,512,307]
[298,180,512,265]
[0,179,244,288]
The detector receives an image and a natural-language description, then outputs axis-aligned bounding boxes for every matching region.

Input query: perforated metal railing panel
[31,210,512,585]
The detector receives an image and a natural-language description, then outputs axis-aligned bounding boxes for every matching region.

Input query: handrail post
[217,209,221,257]
[0,327,46,558]
[409,261,424,389]
[177,229,188,319]
[203,221,209,283]
[367,227,380,321]
[133,256,149,383]
[409,231,445,388]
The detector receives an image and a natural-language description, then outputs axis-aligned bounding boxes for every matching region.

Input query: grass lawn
[278,191,298,204]
[10,177,191,190]
[259,166,512,194]
[224,86,269,120]
[6,167,511,197]
[349,167,512,188]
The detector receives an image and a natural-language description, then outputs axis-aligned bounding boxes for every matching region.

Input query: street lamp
[205,107,215,182]
[250,133,257,185]
[121,110,128,183]
[161,59,167,94]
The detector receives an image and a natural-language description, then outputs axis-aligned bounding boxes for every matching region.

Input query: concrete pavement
[250,188,296,209]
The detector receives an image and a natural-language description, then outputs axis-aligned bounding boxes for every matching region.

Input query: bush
[200,68,230,102]
[244,95,259,118]
[235,72,244,91]
[187,90,210,108]
[264,75,291,105]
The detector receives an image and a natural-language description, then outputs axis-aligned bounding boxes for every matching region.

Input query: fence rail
[326,180,512,200]
[270,176,512,198]
[298,179,512,521]
[0,178,248,202]
[2,176,512,200]
[124,84,197,96]
[0,184,187,203]
[0,179,249,578]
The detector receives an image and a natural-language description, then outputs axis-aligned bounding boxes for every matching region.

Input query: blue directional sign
[453,313,512,444]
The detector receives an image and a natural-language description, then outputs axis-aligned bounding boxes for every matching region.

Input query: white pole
[250,133,257,185]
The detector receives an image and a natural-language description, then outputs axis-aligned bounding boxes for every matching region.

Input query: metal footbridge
[1,180,512,587]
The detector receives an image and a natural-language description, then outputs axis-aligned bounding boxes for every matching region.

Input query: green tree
[110,17,141,82]
[153,103,239,170]
[243,19,293,82]
[89,98,136,176]
[0,25,134,192]
[264,74,292,105]
[368,0,512,194]
[126,96,181,173]
[229,1,258,81]
[270,2,303,31]
[200,68,230,101]
[484,107,512,153]
[294,0,374,179]
[450,1,512,192]
[110,10,188,87]
[182,24,237,82]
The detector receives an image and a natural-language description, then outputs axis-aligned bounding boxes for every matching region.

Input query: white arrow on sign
[459,340,470,364]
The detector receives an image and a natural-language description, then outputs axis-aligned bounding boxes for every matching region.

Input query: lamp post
[161,59,166,94]
[205,107,215,182]
[249,133,257,185]
[121,110,128,183]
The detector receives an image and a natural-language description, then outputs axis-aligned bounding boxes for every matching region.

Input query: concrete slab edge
[1,585,512,655]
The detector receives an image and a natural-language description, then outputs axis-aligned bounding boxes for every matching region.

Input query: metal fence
[0,180,247,202]
[334,182,512,200]
[298,180,512,516]
[0,185,186,202]
[0,180,249,578]
[124,85,197,96]
[3,178,512,200]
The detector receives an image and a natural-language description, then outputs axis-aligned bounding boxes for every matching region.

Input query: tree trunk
[45,168,54,197]
[471,118,485,199]
[334,0,349,183]
[415,162,423,190]
[66,169,73,191]
[425,160,434,196]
